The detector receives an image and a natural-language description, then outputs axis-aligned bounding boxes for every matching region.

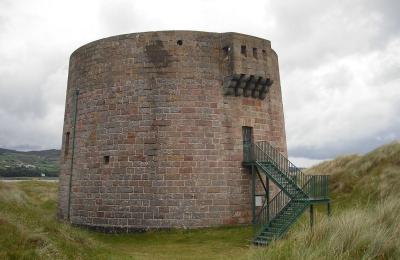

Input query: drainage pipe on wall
[67,88,80,221]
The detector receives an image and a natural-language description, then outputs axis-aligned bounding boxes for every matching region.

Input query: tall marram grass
[250,196,400,259]
[307,141,400,207]
[0,181,109,259]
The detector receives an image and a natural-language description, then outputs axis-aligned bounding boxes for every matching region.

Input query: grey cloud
[0,0,399,164]
[0,107,63,151]
[269,0,400,71]
[284,42,400,160]
[0,49,65,119]
[99,0,142,36]
[369,0,400,36]
[0,15,6,31]
[289,124,400,159]
[263,0,400,163]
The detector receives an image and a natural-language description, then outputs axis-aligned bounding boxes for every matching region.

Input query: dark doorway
[242,126,253,162]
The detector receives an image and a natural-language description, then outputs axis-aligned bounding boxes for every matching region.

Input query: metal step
[260,231,276,236]
[253,239,268,246]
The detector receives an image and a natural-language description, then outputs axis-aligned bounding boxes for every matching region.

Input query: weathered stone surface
[58,31,287,230]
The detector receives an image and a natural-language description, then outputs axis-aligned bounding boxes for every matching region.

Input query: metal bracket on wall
[223,74,273,100]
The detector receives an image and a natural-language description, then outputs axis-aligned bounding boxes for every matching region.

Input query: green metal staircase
[246,141,330,246]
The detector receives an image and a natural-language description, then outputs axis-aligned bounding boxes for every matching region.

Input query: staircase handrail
[255,174,314,226]
[254,188,291,237]
[253,141,312,195]
[302,174,329,200]
[255,188,290,225]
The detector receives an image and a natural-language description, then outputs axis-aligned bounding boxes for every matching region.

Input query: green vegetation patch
[0,181,255,260]
[307,141,400,208]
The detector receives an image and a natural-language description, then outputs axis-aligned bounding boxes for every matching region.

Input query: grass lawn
[0,181,259,259]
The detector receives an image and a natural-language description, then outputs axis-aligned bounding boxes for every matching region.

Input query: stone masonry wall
[58,31,287,231]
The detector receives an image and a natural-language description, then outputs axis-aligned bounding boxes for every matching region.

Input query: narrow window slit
[64,132,70,156]
[241,45,247,56]
[104,156,110,165]
[253,48,258,59]
[223,46,231,56]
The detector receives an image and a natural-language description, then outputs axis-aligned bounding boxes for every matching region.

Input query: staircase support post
[266,177,270,223]
[327,202,331,217]
[309,205,314,229]
[251,165,256,224]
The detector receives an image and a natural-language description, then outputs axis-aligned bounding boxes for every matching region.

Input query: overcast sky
[0,0,399,167]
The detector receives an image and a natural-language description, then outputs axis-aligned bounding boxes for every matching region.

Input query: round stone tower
[58,31,287,231]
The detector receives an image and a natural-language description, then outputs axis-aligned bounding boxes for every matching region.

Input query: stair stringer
[253,200,309,245]
[252,162,311,246]
[255,162,308,199]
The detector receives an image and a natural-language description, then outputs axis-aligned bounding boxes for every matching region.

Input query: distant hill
[0,148,60,177]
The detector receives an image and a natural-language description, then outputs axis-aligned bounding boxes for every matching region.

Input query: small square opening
[241,45,247,56]
[104,155,110,164]
[222,46,231,56]
[253,48,258,59]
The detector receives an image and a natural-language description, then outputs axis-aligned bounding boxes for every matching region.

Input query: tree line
[0,166,59,177]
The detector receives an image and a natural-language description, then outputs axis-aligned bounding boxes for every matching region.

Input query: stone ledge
[71,223,149,233]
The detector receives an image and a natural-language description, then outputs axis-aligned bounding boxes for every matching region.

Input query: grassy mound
[308,141,400,208]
